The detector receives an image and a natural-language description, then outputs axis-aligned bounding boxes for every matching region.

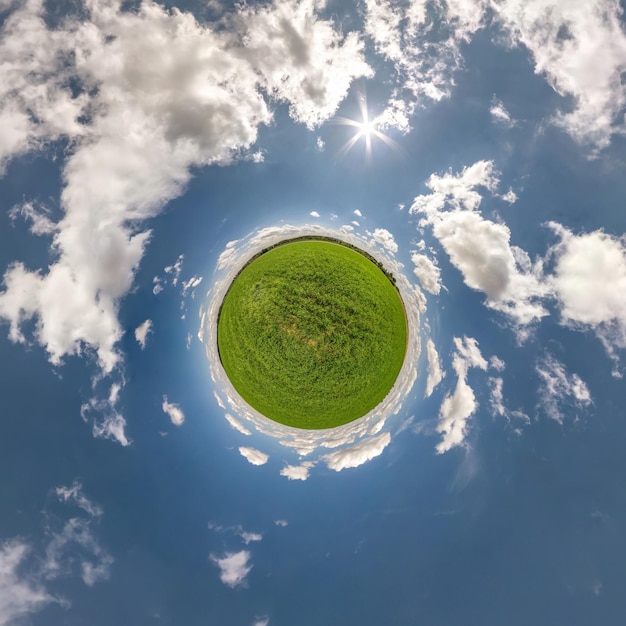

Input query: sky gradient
[1,0,626,624]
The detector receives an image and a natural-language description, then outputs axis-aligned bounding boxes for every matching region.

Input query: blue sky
[1,0,626,624]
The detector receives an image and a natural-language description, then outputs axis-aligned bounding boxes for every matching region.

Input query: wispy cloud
[0,540,57,625]
[436,337,488,453]
[536,353,592,423]
[0,482,111,625]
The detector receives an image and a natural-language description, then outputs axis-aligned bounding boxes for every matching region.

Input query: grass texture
[217,240,407,429]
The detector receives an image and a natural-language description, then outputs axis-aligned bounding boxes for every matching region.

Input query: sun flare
[332,95,402,160]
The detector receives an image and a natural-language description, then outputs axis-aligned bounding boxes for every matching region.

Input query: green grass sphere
[217,239,407,429]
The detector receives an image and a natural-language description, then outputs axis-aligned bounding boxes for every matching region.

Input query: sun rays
[332,94,403,161]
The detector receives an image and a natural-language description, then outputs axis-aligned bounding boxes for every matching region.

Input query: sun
[332,96,402,160]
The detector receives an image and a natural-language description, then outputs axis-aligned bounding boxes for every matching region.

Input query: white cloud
[0,0,371,395]
[363,0,487,130]
[162,396,185,426]
[316,136,325,151]
[55,482,102,518]
[0,0,88,173]
[490,97,514,125]
[323,432,391,471]
[237,0,372,129]
[224,413,252,436]
[0,482,112,624]
[164,256,184,288]
[280,462,314,480]
[425,338,445,397]
[182,276,203,296]
[134,320,153,350]
[411,251,441,295]
[501,188,518,204]
[210,551,252,588]
[536,353,591,423]
[490,355,506,371]
[207,523,262,545]
[9,201,56,236]
[0,1,272,376]
[310,211,320,218]
[43,484,113,587]
[239,447,269,466]
[240,531,263,545]
[489,376,506,417]
[549,223,626,356]
[249,150,265,163]
[0,540,56,626]
[436,336,488,453]
[488,377,530,431]
[411,160,550,327]
[81,383,130,447]
[274,519,288,527]
[253,618,270,626]
[354,209,363,217]
[370,228,398,254]
[492,0,626,150]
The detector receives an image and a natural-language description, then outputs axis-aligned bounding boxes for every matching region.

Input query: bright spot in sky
[334,94,401,160]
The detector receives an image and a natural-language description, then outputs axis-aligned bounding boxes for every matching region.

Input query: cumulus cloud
[411,251,441,295]
[491,0,626,150]
[436,337,488,453]
[0,1,269,375]
[310,211,320,218]
[253,618,270,626]
[536,353,591,423]
[370,228,398,254]
[549,223,626,359]
[0,0,88,173]
[236,0,372,129]
[211,551,252,588]
[0,0,369,438]
[134,320,152,350]
[323,432,391,471]
[280,462,314,480]
[411,160,550,327]
[239,447,269,466]
[162,396,185,426]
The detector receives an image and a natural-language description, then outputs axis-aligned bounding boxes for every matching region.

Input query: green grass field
[217,239,407,429]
